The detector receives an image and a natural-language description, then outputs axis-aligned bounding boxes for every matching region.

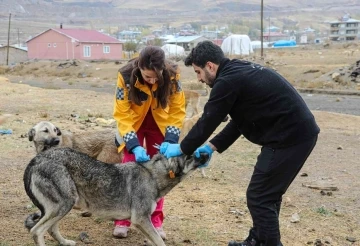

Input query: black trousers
[246,136,318,246]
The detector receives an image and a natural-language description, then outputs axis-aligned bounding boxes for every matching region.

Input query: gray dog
[24,148,208,246]
[28,121,122,163]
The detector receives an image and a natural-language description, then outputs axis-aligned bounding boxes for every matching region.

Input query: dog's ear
[28,128,35,141]
[55,127,62,136]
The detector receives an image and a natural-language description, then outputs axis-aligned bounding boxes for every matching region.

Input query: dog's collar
[168,170,175,179]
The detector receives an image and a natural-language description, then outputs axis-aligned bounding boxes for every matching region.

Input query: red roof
[53,28,120,43]
[27,28,121,43]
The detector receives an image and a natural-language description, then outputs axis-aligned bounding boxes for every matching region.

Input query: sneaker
[156,227,166,240]
[113,226,129,238]
[228,238,282,246]
[228,228,259,246]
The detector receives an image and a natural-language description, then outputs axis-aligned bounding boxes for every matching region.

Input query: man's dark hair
[184,41,225,68]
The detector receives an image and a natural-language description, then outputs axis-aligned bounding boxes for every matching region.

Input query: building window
[84,46,91,57]
[346,23,358,28]
[103,46,110,53]
[48,43,51,47]
[53,43,57,47]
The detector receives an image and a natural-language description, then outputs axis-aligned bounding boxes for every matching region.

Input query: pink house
[27,28,123,60]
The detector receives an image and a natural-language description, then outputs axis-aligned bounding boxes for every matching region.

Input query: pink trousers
[114,110,165,228]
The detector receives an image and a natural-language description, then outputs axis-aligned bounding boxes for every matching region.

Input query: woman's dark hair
[119,46,178,108]
[184,40,224,68]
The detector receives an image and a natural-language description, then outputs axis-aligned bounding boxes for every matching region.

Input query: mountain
[0,0,359,45]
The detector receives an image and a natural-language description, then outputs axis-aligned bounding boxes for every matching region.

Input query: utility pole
[268,17,271,43]
[260,0,264,58]
[6,13,11,66]
[17,28,20,46]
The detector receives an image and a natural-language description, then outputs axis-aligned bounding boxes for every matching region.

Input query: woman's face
[140,69,161,85]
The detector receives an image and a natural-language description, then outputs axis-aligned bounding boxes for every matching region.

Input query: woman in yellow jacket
[113,46,186,239]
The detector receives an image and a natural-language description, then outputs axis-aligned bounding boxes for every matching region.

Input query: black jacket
[180,58,320,155]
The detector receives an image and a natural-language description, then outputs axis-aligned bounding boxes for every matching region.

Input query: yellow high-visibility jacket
[113,72,186,153]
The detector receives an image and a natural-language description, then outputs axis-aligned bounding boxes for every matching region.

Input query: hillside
[0,0,359,45]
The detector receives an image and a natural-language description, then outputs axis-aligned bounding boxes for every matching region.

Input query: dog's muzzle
[44,138,60,150]
[193,153,209,166]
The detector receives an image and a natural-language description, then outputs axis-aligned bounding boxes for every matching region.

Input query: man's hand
[194,144,214,158]
[161,143,182,158]
[194,144,214,168]
[132,146,150,162]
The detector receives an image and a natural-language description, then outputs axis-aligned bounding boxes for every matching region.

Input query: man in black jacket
[160,41,320,246]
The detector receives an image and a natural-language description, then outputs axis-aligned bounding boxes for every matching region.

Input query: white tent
[161,44,186,58]
[221,35,253,56]
[251,40,271,50]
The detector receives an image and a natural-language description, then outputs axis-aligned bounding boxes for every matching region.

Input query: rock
[314,239,324,246]
[346,237,356,243]
[331,72,341,81]
[290,213,300,223]
[284,197,292,207]
[95,118,115,126]
[79,232,92,244]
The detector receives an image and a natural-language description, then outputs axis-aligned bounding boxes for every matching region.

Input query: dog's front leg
[200,167,207,177]
[133,218,166,246]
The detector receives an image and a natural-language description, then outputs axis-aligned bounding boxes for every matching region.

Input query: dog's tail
[24,211,41,231]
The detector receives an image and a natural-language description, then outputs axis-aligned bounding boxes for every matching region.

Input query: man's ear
[206,61,217,73]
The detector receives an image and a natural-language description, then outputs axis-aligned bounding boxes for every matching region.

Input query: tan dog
[184,89,201,117]
[28,121,122,164]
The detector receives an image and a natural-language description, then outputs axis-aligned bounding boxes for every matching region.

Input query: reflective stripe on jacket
[113,72,186,152]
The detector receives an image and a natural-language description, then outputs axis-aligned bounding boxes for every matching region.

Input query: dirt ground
[0,43,360,246]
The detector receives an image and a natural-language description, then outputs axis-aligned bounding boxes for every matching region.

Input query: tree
[190,22,202,32]
[124,41,138,59]
[124,41,137,52]
[228,24,249,34]
[153,38,163,47]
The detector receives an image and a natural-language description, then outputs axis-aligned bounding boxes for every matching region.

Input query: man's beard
[204,69,216,88]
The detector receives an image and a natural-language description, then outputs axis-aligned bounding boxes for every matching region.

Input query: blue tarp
[273,40,296,47]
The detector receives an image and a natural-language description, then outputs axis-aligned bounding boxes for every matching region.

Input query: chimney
[60,23,63,29]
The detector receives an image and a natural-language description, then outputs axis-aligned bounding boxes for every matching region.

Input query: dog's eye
[43,129,49,133]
